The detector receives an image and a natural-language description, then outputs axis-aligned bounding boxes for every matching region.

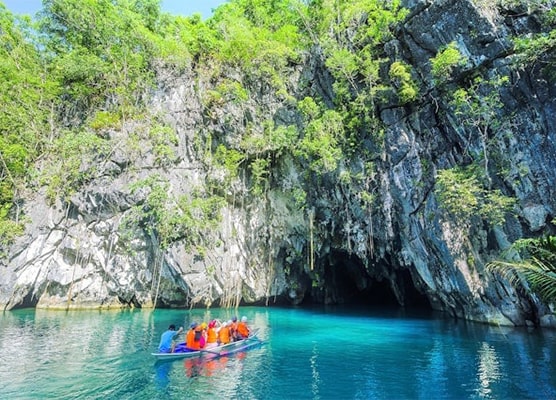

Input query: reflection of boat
[151,334,263,361]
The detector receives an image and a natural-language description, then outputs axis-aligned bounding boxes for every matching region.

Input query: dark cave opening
[311,250,431,309]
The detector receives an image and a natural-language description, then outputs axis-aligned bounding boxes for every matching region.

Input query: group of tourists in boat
[158,316,251,354]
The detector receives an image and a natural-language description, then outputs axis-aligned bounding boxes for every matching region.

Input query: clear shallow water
[0,306,554,399]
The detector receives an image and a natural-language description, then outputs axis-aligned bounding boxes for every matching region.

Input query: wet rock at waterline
[1,0,555,327]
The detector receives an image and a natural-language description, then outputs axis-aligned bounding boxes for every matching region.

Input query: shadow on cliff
[301,250,431,310]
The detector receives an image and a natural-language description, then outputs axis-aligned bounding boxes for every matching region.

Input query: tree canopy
[0,0,553,260]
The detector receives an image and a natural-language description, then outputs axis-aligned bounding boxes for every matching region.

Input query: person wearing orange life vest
[218,321,231,345]
[205,320,219,348]
[229,317,239,341]
[236,316,250,339]
[185,322,204,351]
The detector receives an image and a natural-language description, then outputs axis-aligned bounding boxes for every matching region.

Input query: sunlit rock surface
[1,0,555,327]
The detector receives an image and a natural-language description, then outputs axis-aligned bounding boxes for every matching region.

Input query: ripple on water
[1,307,555,399]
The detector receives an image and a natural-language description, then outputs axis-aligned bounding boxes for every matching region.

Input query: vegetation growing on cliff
[121,175,225,251]
[488,231,556,303]
[435,165,515,226]
[0,0,553,261]
[507,0,556,74]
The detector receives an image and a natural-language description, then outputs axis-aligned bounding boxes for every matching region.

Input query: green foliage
[313,0,408,48]
[291,187,307,210]
[203,78,249,109]
[505,0,556,73]
[301,0,408,161]
[435,165,515,226]
[359,190,376,209]
[214,145,246,179]
[450,75,509,182]
[389,61,419,103]
[430,41,466,82]
[0,203,25,247]
[514,30,556,73]
[297,97,320,120]
[7,0,527,253]
[88,111,122,131]
[40,0,161,115]
[0,141,27,178]
[165,13,218,57]
[451,76,508,121]
[216,80,250,104]
[124,175,225,249]
[0,5,61,243]
[249,157,270,195]
[149,124,178,166]
[210,0,303,90]
[41,129,110,203]
[326,48,359,88]
[241,121,299,157]
[487,235,556,303]
[297,110,344,173]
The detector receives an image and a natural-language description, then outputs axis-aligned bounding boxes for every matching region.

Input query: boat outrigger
[151,333,263,361]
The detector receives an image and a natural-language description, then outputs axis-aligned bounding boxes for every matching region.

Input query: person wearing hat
[218,321,231,345]
[199,322,208,348]
[230,316,239,341]
[158,324,183,353]
[206,320,219,348]
[185,322,204,350]
[236,316,250,339]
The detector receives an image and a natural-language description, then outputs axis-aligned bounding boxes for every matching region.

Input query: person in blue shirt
[158,324,184,353]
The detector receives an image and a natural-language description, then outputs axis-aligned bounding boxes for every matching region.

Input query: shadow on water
[154,360,172,390]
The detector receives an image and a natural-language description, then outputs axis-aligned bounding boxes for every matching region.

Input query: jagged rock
[1,0,555,327]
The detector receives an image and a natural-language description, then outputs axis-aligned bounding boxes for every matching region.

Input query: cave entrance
[317,250,430,309]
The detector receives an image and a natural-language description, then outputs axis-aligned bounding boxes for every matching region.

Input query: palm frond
[487,235,556,303]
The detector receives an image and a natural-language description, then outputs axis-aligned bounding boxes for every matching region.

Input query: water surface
[0,306,554,399]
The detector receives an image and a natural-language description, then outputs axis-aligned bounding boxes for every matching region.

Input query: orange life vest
[207,327,217,344]
[237,322,249,338]
[218,326,231,344]
[186,328,202,350]
[230,321,238,335]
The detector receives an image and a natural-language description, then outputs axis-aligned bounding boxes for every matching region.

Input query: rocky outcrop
[1,0,555,327]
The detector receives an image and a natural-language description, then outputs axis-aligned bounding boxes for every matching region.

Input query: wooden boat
[151,333,262,361]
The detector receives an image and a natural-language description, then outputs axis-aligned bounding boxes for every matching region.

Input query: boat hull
[151,336,262,361]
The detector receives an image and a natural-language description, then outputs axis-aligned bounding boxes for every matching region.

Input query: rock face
[1,0,555,327]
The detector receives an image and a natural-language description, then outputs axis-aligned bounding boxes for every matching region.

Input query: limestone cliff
[1,0,555,327]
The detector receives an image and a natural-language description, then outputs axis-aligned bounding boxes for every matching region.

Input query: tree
[511,0,556,75]
[450,75,509,186]
[488,233,556,303]
[39,0,161,116]
[0,5,58,245]
[435,165,514,226]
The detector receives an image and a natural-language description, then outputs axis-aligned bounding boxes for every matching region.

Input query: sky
[2,0,228,20]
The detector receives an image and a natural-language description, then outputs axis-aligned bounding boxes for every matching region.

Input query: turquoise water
[0,306,554,399]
